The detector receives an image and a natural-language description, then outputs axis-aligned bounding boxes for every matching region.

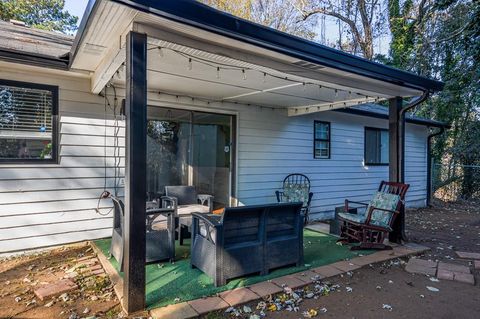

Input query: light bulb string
[144,45,379,100]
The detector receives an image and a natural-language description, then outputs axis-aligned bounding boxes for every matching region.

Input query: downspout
[399,90,430,182]
[400,90,430,119]
[392,90,429,243]
[426,126,445,206]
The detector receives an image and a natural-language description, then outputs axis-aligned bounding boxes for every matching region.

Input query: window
[0,80,58,163]
[364,127,389,165]
[314,121,330,159]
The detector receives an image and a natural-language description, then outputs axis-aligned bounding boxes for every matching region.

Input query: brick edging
[149,244,429,318]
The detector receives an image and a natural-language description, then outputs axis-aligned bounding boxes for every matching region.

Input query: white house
[0,0,446,254]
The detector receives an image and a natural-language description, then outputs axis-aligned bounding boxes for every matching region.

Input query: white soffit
[83,5,424,115]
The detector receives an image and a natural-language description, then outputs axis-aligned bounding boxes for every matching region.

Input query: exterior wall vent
[292,60,325,71]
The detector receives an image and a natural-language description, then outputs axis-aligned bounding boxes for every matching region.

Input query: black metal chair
[190,202,303,286]
[109,196,175,271]
[275,173,314,225]
[162,186,213,245]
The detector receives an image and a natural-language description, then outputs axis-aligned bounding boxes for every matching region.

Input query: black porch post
[388,96,406,243]
[124,31,147,313]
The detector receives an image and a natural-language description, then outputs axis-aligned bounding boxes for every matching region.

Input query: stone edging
[93,242,429,319]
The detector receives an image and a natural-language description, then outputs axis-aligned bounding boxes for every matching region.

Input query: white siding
[0,65,123,252]
[0,65,428,253]
[233,108,428,219]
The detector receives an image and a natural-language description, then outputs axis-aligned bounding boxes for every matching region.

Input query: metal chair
[275,173,314,225]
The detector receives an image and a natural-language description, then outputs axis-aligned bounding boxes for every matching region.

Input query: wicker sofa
[190,202,303,286]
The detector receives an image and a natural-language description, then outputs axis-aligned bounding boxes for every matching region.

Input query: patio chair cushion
[150,214,168,231]
[283,182,309,207]
[177,204,210,215]
[338,212,366,224]
[366,191,400,230]
[199,221,216,244]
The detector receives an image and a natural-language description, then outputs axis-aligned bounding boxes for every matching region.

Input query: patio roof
[66,0,443,117]
[73,0,443,93]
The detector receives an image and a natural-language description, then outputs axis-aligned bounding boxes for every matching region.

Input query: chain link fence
[432,163,480,201]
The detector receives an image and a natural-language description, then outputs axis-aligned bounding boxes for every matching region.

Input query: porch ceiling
[72,0,428,116]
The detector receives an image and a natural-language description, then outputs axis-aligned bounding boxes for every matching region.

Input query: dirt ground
[0,242,121,319]
[205,199,480,319]
[1,199,479,319]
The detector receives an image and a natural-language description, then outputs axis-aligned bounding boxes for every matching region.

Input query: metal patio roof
[72,0,444,92]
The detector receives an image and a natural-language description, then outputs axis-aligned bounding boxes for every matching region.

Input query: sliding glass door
[146,107,233,209]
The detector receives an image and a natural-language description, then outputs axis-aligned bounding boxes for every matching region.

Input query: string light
[142,45,377,106]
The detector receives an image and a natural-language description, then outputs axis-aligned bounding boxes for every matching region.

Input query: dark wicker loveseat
[190,202,303,286]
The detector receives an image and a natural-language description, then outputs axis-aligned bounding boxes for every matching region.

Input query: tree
[200,0,316,39]
[0,0,78,34]
[290,0,388,59]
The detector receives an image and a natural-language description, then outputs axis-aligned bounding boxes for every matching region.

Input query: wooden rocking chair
[337,181,409,250]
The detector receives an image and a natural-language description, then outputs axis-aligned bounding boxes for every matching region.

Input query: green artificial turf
[94,229,372,309]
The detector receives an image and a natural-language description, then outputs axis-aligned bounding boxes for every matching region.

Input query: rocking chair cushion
[367,192,400,229]
[283,182,310,207]
[338,212,366,224]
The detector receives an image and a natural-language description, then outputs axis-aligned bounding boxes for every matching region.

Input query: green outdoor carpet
[94,229,372,309]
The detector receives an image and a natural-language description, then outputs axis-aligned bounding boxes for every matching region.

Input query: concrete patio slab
[330,260,362,272]
[312,265,344,278]
[392,246,416,257]
[437,269,455,281]
[293,270,322,284]
[271,275,306,289]
[438,261,471,274]
[305,223,330,234]
[150,302,198,319]
[452,272,475,285]
[405,258,438,276]
[247,281,283,297]
[218,287,260,306]
[455,251,480,260]
[403,242,430,253]
[187,296,229,315]
[350,253,386,266]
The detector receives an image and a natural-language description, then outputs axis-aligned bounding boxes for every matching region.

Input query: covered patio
[71,0,444,313]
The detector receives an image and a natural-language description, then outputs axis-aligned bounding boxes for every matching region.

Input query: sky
[64,0,89,26]
[63,0,389,55]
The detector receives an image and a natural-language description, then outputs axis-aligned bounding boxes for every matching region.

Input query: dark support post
[388,97,406,243]
[124,31,147,313]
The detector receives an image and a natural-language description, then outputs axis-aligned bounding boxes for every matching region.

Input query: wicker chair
[337,181,409,250]
[109,196,175,271]
[265,202,304,273]
[161,186,213,245]
[190,202,303,286]
[275,173,314,225]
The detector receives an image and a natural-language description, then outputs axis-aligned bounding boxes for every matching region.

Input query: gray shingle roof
[336,103,447,127]
[0,20,73,58]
